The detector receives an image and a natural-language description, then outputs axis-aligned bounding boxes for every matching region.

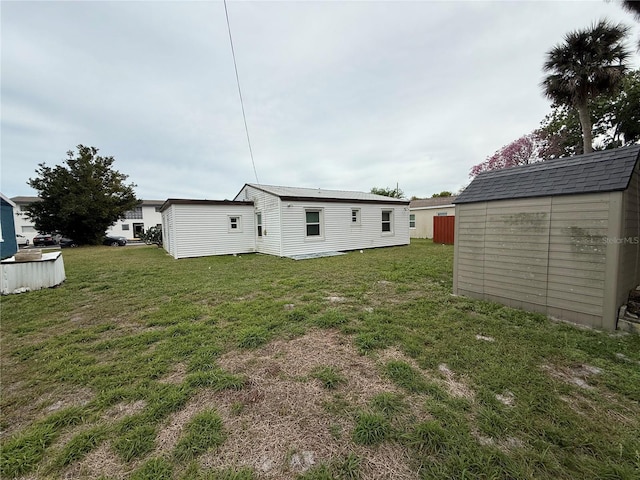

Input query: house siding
[162,204,255,259]
[279,202,409,257]
[237,185,282,256]
[410,205,455,239]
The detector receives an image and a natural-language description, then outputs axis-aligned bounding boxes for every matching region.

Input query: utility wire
[224,0,260,184]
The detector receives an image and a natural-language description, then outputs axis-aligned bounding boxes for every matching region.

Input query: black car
[59,238,78,248]
[103,235,127,246]
[33,233,59,246]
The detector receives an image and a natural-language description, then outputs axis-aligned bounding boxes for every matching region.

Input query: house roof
[236,183,410,205]
[455,145,640,204]
[160,198,254,212]
[1,193,17,208]
[11,196,164,206]
[410,196,457,209]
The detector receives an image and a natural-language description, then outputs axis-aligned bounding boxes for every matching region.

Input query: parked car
[103,235,127,246]
[33,233,58,246]
[59,237,78,248]
[16,234,29,247]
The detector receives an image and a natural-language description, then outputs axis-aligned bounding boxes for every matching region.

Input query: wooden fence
[433,216,455,244]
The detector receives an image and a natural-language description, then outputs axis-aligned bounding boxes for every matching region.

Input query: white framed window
[122,224,130,231]
[229,216,242,232]
[351,208,360,225]
[305,209,323,238]
[382,210,393,234]
[256,212,263,237]
[409,214,416,229]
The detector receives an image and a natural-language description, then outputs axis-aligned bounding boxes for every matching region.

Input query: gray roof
[237,183,410,205]
[160,198,253,213]
[410,196,457,209]
[456,145,640,204]
[11,196,164,206]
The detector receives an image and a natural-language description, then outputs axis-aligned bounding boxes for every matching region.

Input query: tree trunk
[576,102,593,153]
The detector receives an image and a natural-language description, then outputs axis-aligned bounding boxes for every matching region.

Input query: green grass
[174,409,226,461]
[1,240,639,479]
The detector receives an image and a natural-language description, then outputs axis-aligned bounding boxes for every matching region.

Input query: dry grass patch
[147,330,421,478]
[542,363,601,390]
[61,443,128,480]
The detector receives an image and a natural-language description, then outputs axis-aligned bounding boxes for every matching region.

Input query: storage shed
[453,145,640,331]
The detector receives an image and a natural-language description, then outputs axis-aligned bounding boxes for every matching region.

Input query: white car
[16,234,29,247]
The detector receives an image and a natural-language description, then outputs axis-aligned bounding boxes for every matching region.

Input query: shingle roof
[237,184,409,205]
[410,196,457,209]
[455,145,640,204]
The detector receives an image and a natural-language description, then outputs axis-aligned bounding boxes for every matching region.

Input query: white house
[10,197,164,242]
[409,196,457,239]
[161,184,410,259]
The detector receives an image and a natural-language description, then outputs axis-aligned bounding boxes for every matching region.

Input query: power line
[224,0,260,184]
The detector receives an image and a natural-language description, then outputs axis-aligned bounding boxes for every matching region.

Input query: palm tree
[541,20,630,153]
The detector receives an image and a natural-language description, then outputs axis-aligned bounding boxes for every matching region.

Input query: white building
[161,184,410,259]
[409,196,456,239]
[10,197,164,243]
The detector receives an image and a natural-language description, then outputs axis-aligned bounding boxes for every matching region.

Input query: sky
[2,1,639,201]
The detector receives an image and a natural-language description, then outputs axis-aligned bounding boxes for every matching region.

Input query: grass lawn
[1,239,639,479]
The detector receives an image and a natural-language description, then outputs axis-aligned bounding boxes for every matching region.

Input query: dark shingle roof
[456,145,640,204]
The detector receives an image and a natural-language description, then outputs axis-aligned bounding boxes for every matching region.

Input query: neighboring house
[453,145,640,331]
[161,183,411,259]
[409,196,457,239]
[1,193,18,260]
[10,197,164,242]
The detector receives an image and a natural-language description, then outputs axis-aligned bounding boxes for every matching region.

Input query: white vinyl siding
[162,204,255,259]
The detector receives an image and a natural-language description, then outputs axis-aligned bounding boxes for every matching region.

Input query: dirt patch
[542,363,601,390]
[62,443,129,480]
[159,363,188,385]
[152,330,419,479]
[437,364,475,400]
[103,400,147,421]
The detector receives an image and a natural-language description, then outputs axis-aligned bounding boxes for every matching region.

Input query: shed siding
[237,185,282,256]
[278,202,409,257]
[163,204,255,259]
[546,193,609,324]
[617,163,640,312]
[454,192,625,329]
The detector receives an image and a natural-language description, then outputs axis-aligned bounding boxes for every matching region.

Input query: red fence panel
[433,216,455,245]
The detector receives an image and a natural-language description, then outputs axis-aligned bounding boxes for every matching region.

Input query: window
[122,224,130,231]
[305,209,322,237]
[382,210,393,233]
[409,214,416,228]
[229,216,242,232]
[124,207,143,219]
[437,212,448,216]
[351,208,360,225]
[256,212,263,237]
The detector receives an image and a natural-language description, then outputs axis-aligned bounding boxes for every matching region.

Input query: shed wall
[163,204,255,259]
[454,192,619,329]
[1,201,18,260]
[617,163,640,311]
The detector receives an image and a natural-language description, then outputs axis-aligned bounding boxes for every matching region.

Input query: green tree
[370,186,404,198]
[537,69,640,158]
[541,20,631,154]
[26,145,139,245]
[431,191,453,198]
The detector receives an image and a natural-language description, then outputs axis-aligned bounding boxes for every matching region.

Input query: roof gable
[456,145,640,204]
[236,183,409,205]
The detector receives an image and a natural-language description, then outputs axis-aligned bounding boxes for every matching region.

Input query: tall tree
[370,186,404,198]
[470,134,541,177]
[26,145,139,245]
[541,20,630,153]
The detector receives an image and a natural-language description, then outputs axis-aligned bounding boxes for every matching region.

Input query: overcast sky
[2,1,639,201]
